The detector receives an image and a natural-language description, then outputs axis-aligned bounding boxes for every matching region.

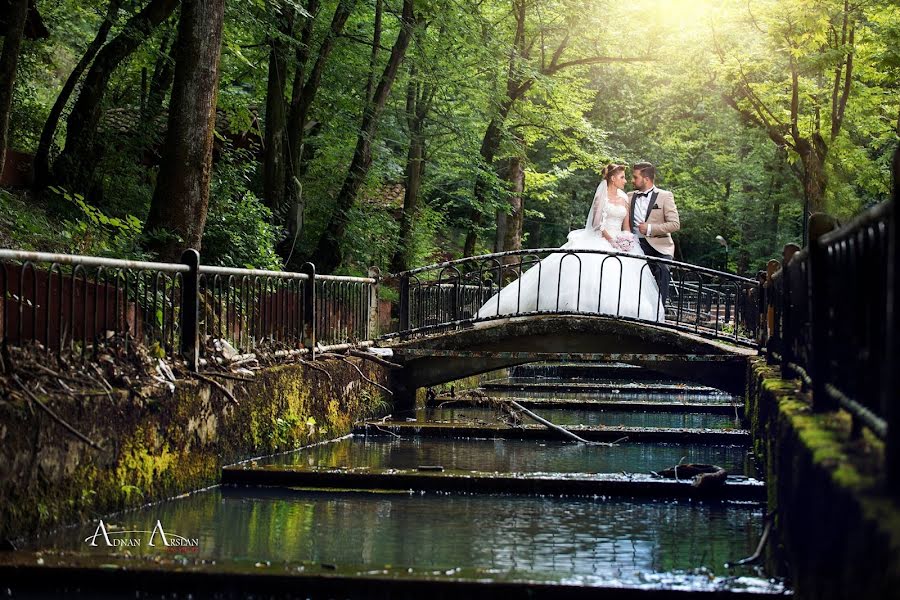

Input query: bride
[477,163,664,321]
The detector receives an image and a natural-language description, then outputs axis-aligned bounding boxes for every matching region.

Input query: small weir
[11,361,788,597]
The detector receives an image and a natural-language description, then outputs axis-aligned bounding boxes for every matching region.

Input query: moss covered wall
[747,358,900,599]
[0,359,388,543]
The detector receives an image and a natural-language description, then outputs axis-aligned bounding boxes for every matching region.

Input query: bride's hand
[602,230,613,242]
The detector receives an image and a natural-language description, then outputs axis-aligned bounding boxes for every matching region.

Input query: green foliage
[1,0,895,277]
[202,148,282,270]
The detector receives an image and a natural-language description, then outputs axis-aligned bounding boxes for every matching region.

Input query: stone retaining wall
[747,357,900,599]
[0,358,388,542]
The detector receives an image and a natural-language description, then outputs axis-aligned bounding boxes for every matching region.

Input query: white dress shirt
[632,186,656,237]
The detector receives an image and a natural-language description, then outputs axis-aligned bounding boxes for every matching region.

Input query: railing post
[809,213,839,412]
[301,262,316,360]
[179,249,200,372]
[756,270,767,347]
[780,246,794,379]
[765,259,780,363]
[399,274,410,338]
[886,148,899,495]
[367,266,380,340]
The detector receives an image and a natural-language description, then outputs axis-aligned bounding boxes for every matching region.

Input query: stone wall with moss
[747,357,900,599]
[0,358,389,543]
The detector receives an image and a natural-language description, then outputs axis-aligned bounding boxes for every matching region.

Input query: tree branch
[543,54,649,75]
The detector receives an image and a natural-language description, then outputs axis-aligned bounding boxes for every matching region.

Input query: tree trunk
[263,8,292,212]
[280,0,354,266]
[144,0,225,262]
[33,0,124,189]
[310,0,415,273]
[0,0,29,177]
[462,107,513,257]
[144,26,176,120]
[364,0,382,104]
[797,135,828,217]
[53,0,179,194]
[500,154,524,263]
[390,72,428,274]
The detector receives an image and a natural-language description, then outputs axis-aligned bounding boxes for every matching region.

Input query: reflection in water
[33,488,765,585]
[259,436,754,476]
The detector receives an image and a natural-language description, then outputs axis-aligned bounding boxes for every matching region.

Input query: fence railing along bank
[761,155,898,493]
[0,249,380,369]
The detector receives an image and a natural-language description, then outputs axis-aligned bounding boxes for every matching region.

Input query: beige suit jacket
[627,188,679,257]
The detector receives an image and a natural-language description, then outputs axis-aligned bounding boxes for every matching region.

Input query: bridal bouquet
[613,233,635,253]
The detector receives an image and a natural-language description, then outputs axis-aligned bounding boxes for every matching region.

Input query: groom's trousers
[639,239,672,306]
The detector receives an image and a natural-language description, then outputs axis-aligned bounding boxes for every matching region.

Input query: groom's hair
[632,162,656,181]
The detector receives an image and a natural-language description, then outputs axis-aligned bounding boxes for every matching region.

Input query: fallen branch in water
[653,462,728,488]
[11,374,104,451]
[725,512,774,568]
[507,400,624,446]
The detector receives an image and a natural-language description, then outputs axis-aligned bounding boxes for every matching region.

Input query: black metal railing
[761,160,897,492]
[0,249,380,368]
[388,249,760,346]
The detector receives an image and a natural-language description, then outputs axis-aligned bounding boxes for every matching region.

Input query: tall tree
[262,3,294,213]
[278,0,356,266]
[718,0,859,241]
[144,0,226,261]
[33,0,125,189]
[310,0,416,272]
[0,0,29,177]
[462,0,645,256]
[390,65,434,273]
[52,0,180,195]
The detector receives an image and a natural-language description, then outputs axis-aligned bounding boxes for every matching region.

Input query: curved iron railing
[388,248,761,347]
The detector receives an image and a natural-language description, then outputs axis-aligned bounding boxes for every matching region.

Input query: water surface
[29,487,770,588]
[258,435,754,476]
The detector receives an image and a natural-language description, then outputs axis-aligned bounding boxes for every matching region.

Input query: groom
[628,162,680,304]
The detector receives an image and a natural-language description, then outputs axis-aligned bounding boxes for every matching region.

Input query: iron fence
[389,249,760,346]
[762,192,896,486]
[0,249,379,368]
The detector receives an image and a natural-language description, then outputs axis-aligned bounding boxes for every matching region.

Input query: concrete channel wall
[747,357,900,599]
[0,359,389,543]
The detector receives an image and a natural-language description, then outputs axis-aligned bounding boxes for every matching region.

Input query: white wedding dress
[477,186,664,321]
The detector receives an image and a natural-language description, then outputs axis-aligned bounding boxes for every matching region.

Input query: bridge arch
[383,314,756,398]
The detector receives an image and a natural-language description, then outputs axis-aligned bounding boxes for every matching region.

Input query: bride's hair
[602,163,625,182]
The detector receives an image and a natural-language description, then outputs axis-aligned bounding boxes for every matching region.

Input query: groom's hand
[638,223,649,235]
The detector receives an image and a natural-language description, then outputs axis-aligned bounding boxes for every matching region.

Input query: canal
[11,361,789,597]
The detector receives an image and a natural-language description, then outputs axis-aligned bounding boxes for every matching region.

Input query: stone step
[221,466,765,503]
[0,553,787,599]
[432,397,745,416]
[356,422,751,445]
[481,381,722,393]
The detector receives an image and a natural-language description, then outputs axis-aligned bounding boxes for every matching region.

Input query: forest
[0,0,897,276]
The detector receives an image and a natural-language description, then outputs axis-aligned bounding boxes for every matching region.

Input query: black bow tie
[635,191,651,199]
